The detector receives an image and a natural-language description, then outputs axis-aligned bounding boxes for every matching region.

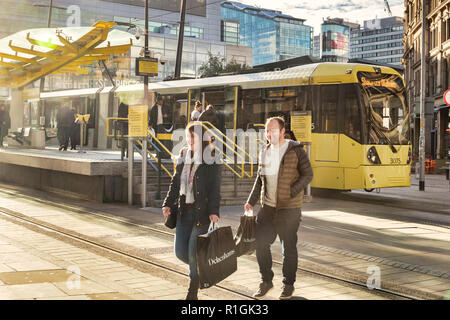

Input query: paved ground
[340,174,450,215]
[0,183,406,300]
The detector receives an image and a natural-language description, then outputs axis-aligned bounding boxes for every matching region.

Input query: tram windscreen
[358,72,410,145]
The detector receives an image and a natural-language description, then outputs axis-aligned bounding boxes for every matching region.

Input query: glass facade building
[220,1,312,66]
[320,18,359,62]
[321,24,350,62]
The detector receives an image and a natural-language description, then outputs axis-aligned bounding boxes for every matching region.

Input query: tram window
[319,85,338,133]
[242,89,264,129]
[311,85,320,132]
[341,85,361,142]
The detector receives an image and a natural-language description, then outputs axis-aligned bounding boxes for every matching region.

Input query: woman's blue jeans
[174,209,209,281]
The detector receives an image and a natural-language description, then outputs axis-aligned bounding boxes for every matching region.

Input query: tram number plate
[390,158,401,164]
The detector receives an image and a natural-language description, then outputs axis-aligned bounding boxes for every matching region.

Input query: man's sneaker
[253,281,274,299]
[279,284,295,300]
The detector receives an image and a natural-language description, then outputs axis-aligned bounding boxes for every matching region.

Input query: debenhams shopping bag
[196,223,237,289]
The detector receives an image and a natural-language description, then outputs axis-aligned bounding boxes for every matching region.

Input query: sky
[236,0,405,35]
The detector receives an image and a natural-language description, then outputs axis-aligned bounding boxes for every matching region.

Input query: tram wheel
[364,188,374,192]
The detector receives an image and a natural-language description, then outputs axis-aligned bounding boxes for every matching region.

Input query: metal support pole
[141,0,149,208]
[142,139,147,208]
[39,0,53,94]
[156,150,161,200]
[128,138,134,205]
[306,143,312,199]
[78,122,86,153]
[419,0,427,191]
[174,0,187,79]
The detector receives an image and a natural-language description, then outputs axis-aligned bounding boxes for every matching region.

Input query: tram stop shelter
[0,22,133,203]
[0,21,133,89]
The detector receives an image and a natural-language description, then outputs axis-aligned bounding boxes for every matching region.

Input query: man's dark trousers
[255,205,302,285]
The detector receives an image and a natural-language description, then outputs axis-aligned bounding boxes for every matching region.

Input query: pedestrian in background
[190,100,202,121]
[0,103,10,147]
[245,116,313,300]
[199,104,218,128]
[70,107,80,150]
[162,122,221,300]
[149,95,171,131]
[56,105,73,151]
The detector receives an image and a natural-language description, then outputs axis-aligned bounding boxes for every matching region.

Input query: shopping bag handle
[208,222,219,234]
[244,209,254,217]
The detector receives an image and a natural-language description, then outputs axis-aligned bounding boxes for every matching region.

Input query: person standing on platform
[198,104,218,128]
[244,116,313,300]
[149,95,171,132]
[70,107,80,150]
[0,103,10,147]
[190,100,202,121]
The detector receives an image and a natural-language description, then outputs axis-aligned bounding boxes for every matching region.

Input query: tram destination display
[135,58,159,77]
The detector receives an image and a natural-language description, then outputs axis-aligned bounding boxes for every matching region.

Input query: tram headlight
[367,146,381,165]
[407,148,412,165]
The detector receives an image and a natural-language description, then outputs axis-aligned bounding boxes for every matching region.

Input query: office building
[350,16,404,66]
[220,1,313,66]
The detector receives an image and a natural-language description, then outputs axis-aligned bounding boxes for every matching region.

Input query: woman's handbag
[164,205,178,229]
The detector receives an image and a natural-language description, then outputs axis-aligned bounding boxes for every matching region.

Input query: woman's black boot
[185,280,199,300]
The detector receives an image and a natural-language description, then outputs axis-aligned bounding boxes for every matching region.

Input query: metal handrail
[106,117,128,138]
[135,138,174,179]
[106,117,175,178]
[147,129,176,176]
[199,121,253,178]
[133,143,159,172]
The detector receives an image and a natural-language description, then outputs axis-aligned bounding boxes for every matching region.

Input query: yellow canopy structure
[0,21,133,89]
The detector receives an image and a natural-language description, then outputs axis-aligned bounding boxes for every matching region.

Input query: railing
[106,117,129,138]
[106,117,176,178]
[200,121,254,179]
[134,129,176,179]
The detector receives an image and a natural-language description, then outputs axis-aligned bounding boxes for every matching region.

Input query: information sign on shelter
[135,57,158,77]
[128,105,148,137]
[291,111,312,143]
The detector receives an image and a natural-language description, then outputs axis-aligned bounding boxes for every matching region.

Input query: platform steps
[131,162,255,207]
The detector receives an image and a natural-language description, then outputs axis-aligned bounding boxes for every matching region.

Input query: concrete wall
[0,163,127,203]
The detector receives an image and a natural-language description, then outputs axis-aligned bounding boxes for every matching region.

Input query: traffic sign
[444,89,450,106]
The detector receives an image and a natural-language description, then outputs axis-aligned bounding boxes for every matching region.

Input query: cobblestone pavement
[0,184,402,300]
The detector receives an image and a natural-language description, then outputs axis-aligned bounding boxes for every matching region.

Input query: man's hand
[209,214,219,223]
[244,203,253,212]
[162,206,171,218]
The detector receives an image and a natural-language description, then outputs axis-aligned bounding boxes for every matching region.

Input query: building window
[221,20,240,45]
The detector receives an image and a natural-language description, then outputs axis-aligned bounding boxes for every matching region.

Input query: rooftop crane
[384,0,393,16]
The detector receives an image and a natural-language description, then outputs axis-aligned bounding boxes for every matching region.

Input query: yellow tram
[127,62,411,191]
[46,62,412,191]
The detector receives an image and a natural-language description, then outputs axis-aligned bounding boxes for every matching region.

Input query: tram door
[312,85,340,162]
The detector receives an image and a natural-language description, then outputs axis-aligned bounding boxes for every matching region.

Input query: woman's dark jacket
[162,147,221,226]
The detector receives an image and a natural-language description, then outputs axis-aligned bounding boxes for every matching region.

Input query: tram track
[0,196,418,300]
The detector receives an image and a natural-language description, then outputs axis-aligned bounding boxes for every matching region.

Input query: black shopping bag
[197,223,237,289]
[234,210,256,257]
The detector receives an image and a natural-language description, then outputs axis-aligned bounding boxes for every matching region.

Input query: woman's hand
[209,214,219,223]
[244,203,253,212]
[162,206,171,218]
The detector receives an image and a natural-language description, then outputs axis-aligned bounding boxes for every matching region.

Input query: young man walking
[245,116,313,300]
